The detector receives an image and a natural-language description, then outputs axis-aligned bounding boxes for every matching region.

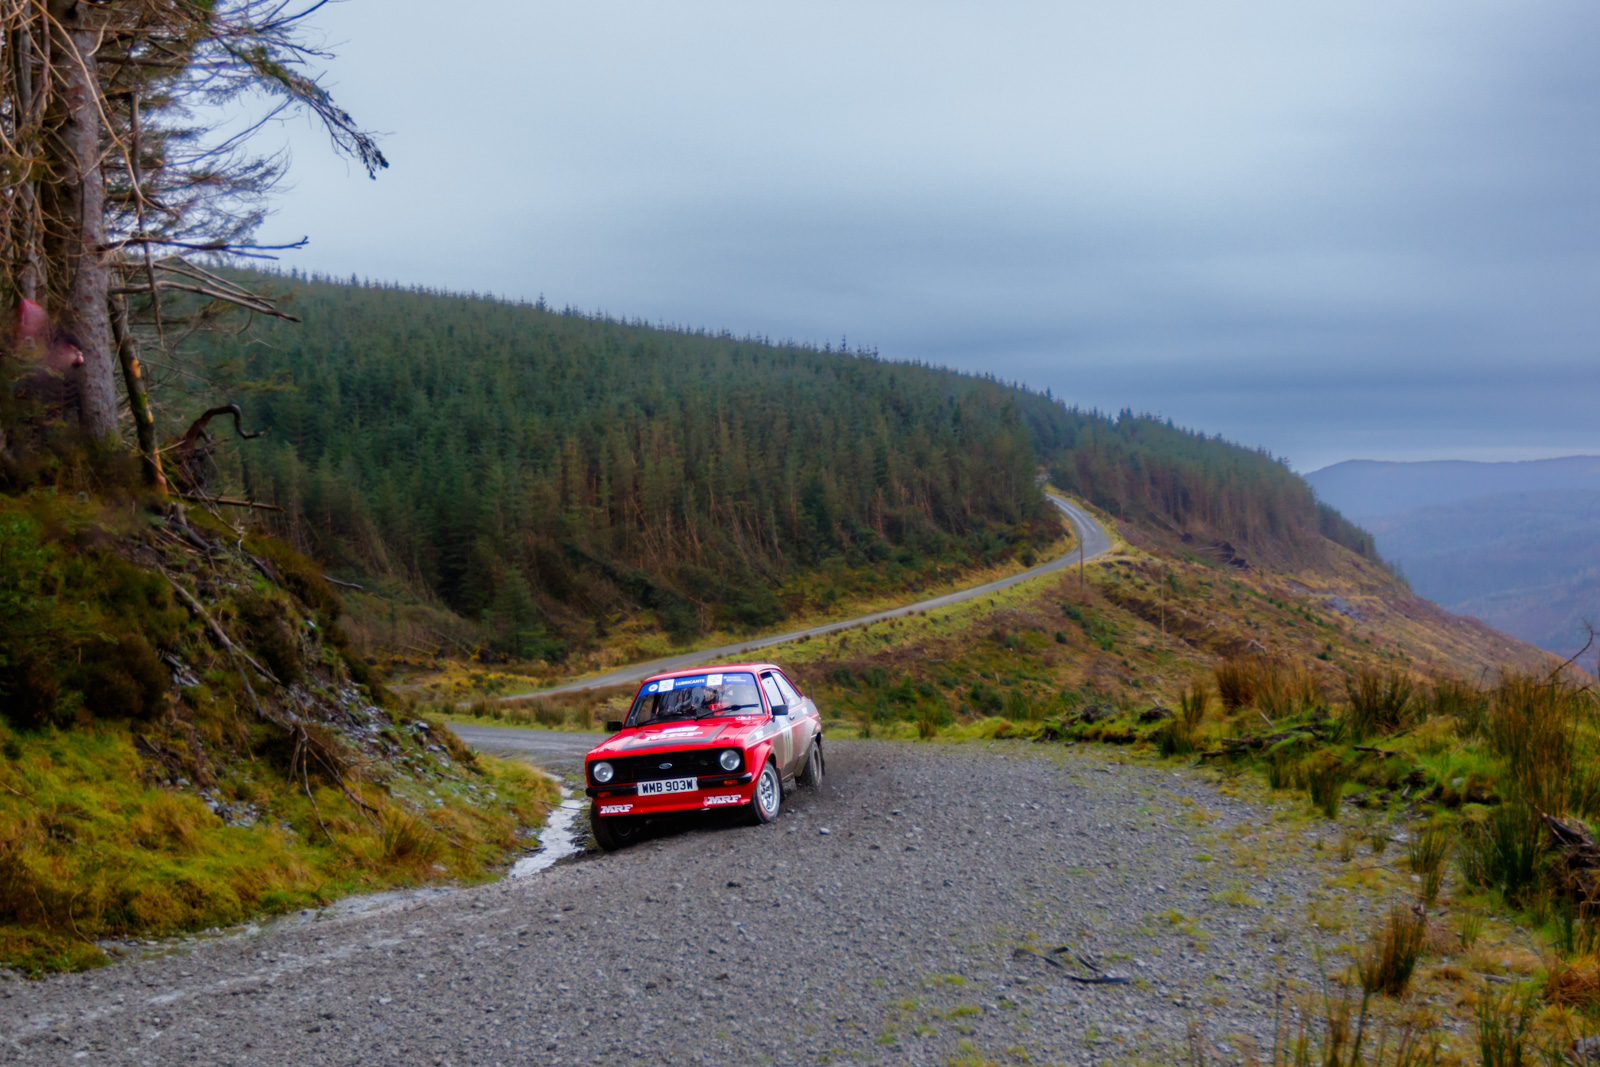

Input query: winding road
[498,493,1114,701]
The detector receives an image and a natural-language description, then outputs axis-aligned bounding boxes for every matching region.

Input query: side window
[774,673,802,710]
[759,673,785,711]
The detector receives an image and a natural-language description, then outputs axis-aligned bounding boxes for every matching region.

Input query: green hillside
[185,276,1377,657]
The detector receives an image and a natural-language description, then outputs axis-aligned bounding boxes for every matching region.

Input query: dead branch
[180,495,283,512]
[163,571,280,685]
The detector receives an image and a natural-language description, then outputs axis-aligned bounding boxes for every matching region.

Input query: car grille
[600,748,731,785]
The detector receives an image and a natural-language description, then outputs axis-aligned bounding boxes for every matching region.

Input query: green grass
[0,718,555,974]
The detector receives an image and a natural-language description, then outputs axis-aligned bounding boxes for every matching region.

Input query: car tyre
[590,807,643,852]
[798,741,824,789]
[746,760,782,825]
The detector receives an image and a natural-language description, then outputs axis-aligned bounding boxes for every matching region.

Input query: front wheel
[798,742,824,789]
[591,807,644,852]
[746,760,782,825]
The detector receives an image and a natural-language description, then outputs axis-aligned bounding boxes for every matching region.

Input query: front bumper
[585,771,753,798]
[586,772,755,814]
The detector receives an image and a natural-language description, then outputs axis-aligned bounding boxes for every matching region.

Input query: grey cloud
[253,0,1600,470]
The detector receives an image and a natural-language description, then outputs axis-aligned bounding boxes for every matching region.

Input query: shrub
[1344,669,1415,740]
[1002,688,1036,721]
[1358,905,1427,997]
[234,591,304,685]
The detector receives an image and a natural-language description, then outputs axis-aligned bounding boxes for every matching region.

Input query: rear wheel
[590,807,644,852]
[798,742,824,789]
[746,760,782,825]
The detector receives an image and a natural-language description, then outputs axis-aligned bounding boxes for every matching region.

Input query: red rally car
[584,663,824,851]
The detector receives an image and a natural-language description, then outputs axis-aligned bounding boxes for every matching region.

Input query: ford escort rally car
[583,663,823,851]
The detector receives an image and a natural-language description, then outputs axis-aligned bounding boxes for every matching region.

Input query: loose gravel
[1,741,1368,1066]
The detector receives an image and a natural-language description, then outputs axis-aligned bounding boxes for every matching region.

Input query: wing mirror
[604,720,624,733]
[770,704,789,718]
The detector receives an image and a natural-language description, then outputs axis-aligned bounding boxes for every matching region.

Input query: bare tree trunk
[110,297,166,495]
[39,0,115,440]
[10,15,41,301]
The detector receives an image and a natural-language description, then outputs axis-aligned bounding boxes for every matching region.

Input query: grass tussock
[1157,680,1210,757]
[1306,753,1346,819]
[1358,905,1428,998]
[1474,988,1538,1067]
[1455,801,1547,905]
[1484,674,1600,818]
[1344,669,1415,740]
[1270,984,1442,1067]
[1215,656,1258,712]
[1406,826,1450,907]
[1427,676,1489,738]
[1544,955,1600,1009]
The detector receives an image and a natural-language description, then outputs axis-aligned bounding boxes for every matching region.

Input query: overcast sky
[255,1,1600,471]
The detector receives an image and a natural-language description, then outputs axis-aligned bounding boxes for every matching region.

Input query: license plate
[637,776,697,796]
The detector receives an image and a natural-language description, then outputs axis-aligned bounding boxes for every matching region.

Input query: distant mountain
[1305,456,1600,519]
[1305,458,1600,658]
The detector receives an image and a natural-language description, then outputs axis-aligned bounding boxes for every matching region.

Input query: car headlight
[592,761,614,784]
[718,748,741,772]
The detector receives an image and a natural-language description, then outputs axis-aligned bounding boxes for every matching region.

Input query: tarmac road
[501,494,1114,700]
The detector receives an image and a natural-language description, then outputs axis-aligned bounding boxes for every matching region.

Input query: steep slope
[0,491,554,973]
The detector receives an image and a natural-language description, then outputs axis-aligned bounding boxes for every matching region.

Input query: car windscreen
[627,672,763,726]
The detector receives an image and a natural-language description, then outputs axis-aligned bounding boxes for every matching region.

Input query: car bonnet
[586,717,766,757]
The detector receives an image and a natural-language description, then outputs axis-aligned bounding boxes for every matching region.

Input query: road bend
[497,494,1114,701]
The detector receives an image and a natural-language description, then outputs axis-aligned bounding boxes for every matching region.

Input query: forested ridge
[1049,414,1380,568]
[190,275,1379,656]
[193,277,1056,655]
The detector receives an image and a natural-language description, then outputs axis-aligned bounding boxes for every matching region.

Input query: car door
[759,671,796,775]
[772,671,814,768]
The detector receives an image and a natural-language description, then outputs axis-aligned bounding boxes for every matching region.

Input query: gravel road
[1,742,1351,1066]
[448,725,604,776]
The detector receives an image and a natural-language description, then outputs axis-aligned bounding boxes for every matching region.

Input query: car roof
[642,663,777,682]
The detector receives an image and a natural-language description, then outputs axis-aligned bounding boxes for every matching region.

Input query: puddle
[510,787,586,876]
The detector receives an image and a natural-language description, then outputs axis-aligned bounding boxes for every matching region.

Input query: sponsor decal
[659,678,675,691]
[599,804,633,814]
[707,673,723,686]
[646,682,658,693]
[703,794,743,806]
